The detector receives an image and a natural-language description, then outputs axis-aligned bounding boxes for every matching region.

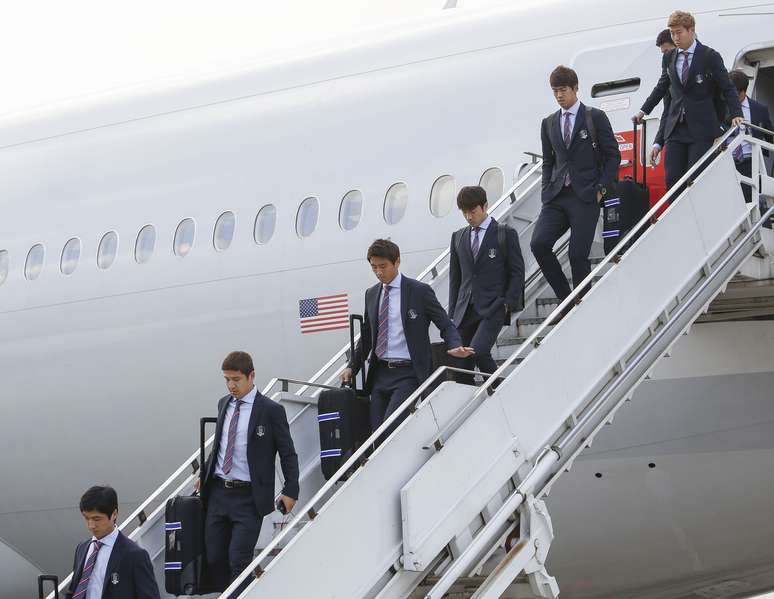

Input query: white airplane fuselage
[1,2,774,597]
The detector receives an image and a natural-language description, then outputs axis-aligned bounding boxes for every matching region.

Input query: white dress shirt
[470,215,492,252]
[739,97,752,159]
[676,39,697,77]
[215,385,257,482]
[85,526,119,599]
[380,273,410,361]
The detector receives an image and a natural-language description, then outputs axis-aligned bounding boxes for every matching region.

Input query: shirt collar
[385,272,402,290]
[476,215,493,231]
[563,99,580,117]
[233,385,257,405]
[92,526,119,548]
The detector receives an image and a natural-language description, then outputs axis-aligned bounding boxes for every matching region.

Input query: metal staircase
[225,126,774,598]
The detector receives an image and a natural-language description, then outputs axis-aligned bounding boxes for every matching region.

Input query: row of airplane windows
[0,168,506,286]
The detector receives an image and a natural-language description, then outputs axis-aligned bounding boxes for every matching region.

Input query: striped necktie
[471,227,481,259]
[72,540,103,598]
[222,399,244,475]
[375,285,391,358]
[563,112,572,185]
[680,51,691,85]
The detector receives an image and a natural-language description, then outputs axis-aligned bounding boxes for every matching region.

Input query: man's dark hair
[367,239,400,264]
[80,486,118,517]
[456,186,488,211]
[549,65,578,89]
[222,351,254,376]
[729,70,749,93]
[655,29,673,47]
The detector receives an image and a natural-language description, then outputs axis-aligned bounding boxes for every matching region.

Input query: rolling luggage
[318,314,371,480]
[164,417,218,595]
[603,121,651,255]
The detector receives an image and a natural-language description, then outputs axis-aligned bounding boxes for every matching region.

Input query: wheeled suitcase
[603,121,650,255]
[318,314,371,480]
[164,417,218,595]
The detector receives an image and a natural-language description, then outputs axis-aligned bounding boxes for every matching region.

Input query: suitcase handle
[631,120,648,189]
[349,314,366,394]
[38,575,59,599]
[199,417,218,492]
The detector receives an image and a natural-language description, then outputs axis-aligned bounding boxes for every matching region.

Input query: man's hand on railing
[732,116,744,129]
[447,346,475,358]
[340,368,353,385]
[632,110,645,124]
[278,495,297,514]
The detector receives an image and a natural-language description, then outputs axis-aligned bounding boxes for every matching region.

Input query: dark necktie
[563,112,572,186]
[375,285,391,358]
[681,51,690,85]
[222,399,244,475]
[471,227,481,259]
[73,540,103,598]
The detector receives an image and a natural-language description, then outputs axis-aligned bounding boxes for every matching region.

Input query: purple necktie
[375,285,390,358]
[563,112,572,185]
[222,399,243,475]
[681,51,690,85]
[72,541,103,598]
[471,227,481,259]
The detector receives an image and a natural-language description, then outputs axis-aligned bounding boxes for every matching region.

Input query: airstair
[47,126,774,599]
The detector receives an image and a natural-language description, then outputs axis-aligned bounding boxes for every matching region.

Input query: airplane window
[174,218,196,257]
[97,231,119,270]
[135,224,157,264]
[254,204,276,245]
[384,182,408,225]
[429,175,455,218]
[0,250,8,286]
[591,77,641,98]
[214,211,236,251]
[479,167,504,203]
[339,190,363,231]
[296,197,319,238]
[60,238,81,275]
[25,244,45,280]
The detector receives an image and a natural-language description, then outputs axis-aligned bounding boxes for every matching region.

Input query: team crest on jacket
[579,130,588,139]
[408,308,418,319]
[110,573,119,585]
[488,248,497,259]
[695,74,704,84]
[256,425,265,437]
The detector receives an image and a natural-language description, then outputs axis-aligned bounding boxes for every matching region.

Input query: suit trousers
[205,484,262,596]
[735,157,753,203]
[664,121,713,193]
[530,186,600,301]
[370,364,419,433]
[451,304,505,386]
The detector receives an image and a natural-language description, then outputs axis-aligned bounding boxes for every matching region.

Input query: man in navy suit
[728,69,773,203]
[198,351,299,594]
[531,65,621,302]
[448,186,525,385]
[65,486,160,599]
[342,239,473,430]
[635,11,743,191]
[650,29,676,165]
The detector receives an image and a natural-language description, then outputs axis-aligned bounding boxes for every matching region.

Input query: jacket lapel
[369,284,380,348]
[101,532,126,598]
[553,110,568,155]
[669,48,680,87]
[475,220,497,264]
[246,393,265,450]
[211,397,230,463]
[568,103,585,148]
[399,276,410,334]
[686,41,703,88]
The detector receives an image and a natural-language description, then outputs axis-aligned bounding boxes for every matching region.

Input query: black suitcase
[164,417,218,595]
[603,121,650,255]
[318,314,371,480]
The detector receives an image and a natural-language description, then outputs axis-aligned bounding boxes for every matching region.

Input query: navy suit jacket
[202,391,299,517]
[641,41,742,142]
[448,217,525,326]
[348,275,462,391]
[540,103,621,205]
[744,97,774,153]
[64,531,160,599]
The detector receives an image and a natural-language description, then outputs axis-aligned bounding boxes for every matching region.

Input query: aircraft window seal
[0,250,8,286]
[429,175,456,218]
[25,244,45,280]
[296,197,319,239]
[339,190,363,231]
[214,211,236,251]
[98,231,119,270]
[174,218,196,257]
[384,182,408,225]
[135,224,157,264]
[60,237,81,276]
[254,204,277,245]
[591,77,641,98]
[479,167,504,203]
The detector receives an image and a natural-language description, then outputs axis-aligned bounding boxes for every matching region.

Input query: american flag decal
[299,293,350,334]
